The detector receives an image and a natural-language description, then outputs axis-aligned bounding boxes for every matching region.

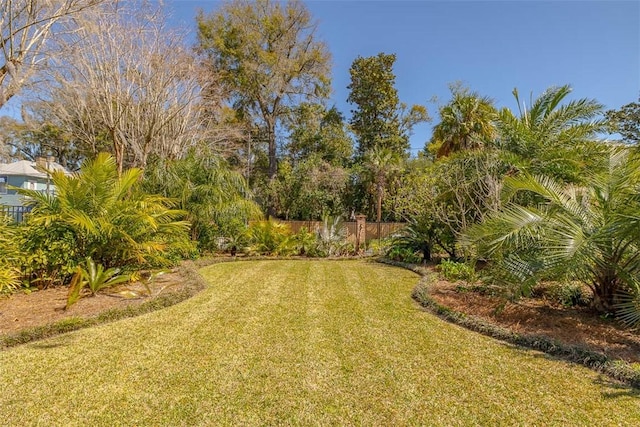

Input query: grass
[0,260,639,426]
[381,258,640,388]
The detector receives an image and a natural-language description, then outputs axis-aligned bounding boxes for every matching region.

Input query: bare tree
[0,0,105,109]
[40,2,235,173]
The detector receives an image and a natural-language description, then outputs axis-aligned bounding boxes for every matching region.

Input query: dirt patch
[0,270,189,335]
[428,278,640,364]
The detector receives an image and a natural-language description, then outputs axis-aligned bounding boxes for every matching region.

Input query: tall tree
[41,2,210,174]
[196,0,331,183]
[364,146,402,225]
[428,84,497,158]
[0,0,106,109]
[347,52,428,157]
[606,98,640,145]
[285,103,353,166]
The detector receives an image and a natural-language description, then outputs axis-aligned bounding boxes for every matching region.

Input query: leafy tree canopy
[196,0,331,180]
[606,98,640,145]
[347,52,428,158]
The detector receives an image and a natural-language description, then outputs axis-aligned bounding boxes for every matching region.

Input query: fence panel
[0,205,31,224]
[277,220,405,242]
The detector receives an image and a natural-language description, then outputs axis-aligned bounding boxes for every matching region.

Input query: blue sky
[169,0,639,153]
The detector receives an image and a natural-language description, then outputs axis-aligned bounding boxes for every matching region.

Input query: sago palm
[464,147,640,318]
[17,153,190,268]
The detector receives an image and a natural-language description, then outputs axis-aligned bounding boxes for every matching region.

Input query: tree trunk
[422,242,432,263]
[592,279,619,314]
[267,119,277,180]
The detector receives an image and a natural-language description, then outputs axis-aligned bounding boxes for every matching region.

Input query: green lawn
[1,260,638,426]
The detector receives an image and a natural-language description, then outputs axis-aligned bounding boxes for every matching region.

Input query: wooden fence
[279,220,406,242]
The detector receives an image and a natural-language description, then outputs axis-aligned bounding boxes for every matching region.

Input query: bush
[292,227,316,256]
[16,153,191,282]
[0,215,21,293]
[315,215,350,257]
[534,282,591,308]
[386,247,421,264]
[16,223,79,288]
[66,258,131,309]
[246,220,295,256]
[367,238,393,256]
[438,259,478,283]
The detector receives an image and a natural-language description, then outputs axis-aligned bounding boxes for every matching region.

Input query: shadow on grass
[594,377,640,398]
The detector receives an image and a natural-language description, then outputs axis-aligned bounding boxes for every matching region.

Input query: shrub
[246,220,295,256]
[438,259,478,283]
[16,153,191,282]
[315,215,349,257]
[292,227,316,256]
[66,258,131,309]
[387,247,421,264]
[535,282,591,308]
[16,223,78,288]
[0,215,21,293]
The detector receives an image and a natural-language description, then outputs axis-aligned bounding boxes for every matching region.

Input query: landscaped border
[378,258,640,389]
[0,255,375,350]
[0,260,208,350]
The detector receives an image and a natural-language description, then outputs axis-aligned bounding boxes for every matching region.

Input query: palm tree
[143,150,262,247]
[429,86,497,158]
[464,147,640,316]
[363,146,402,225]
[17,153,190,268]
[496,85,607,183]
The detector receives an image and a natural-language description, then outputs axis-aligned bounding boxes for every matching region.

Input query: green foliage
[428,84,497,158]
[292,227,316,256]
[285,103,353,166]
[614,291,640,328]
[269,156,349,220]
[386,247,421,264]
[390,219,436,263]
[0,267,20,294]
[16,223,78,288]
[246,220,295,256]
[65,258,131,309]
[65,267,84,309]
[438,259,478,283]
[143,150,261,250]
[394,151,506,259]
[81,258,131,295]
[0,215,20,293]
[347,52,428,157]
[496,85,607,184]
[534,282,590,308]
[197,0,331,180]
[17,153,191,281]
[464,147,640,315]
[606,98,640,145]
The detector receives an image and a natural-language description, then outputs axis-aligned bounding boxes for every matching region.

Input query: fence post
[355,214,366,254]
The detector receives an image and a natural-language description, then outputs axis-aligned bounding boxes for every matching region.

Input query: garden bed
[427,277,640,364]
[0,261,206,347]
